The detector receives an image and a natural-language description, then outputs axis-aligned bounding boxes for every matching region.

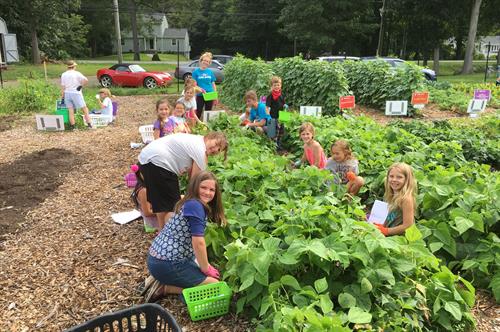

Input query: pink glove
[203,265,220,279]
[213,99,219,106]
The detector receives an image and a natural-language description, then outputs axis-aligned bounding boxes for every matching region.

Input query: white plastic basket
[82,114,112,128]
[139,125,154,144]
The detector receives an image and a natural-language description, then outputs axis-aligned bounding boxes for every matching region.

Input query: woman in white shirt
[138,132,228,230]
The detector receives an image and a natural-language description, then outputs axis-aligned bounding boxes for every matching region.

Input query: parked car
[96,64,173,89]
[174,59,225,83]
[192,54,233,65]
[317,56,360,63]
[360,57,437,81]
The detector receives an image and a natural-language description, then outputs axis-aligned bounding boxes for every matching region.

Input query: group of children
[133,73,418,302]
[295,120,417,236]
[152,81,204,139]
[240,76,287,147]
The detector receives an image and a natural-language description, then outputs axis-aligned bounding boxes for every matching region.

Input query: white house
[0,17,19,63]
[476,36,500,58]
[118,13,191,59]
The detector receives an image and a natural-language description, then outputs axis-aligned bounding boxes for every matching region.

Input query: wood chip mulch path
[0,96,251,331]
[0,96,498,331]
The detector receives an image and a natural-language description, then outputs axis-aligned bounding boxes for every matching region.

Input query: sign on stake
[385,101,408,116]
[299,106,322,117]
[203,110,225,123]
[339,96,355,109]
[467,99,487,118]
[474,89,491,100]
[35,114,65,131]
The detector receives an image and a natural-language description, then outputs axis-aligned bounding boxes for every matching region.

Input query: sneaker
[68,124,75,131]
[87,123,93,129]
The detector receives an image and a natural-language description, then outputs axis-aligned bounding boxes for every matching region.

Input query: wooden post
[484,42,490,83]
[43,60,48,81]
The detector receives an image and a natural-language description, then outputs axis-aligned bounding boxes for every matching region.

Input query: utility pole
[376,0,387,57]
[113,0,123,64]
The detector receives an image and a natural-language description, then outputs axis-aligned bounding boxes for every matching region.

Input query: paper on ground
[112,209,141,225]
[368,200,389,225]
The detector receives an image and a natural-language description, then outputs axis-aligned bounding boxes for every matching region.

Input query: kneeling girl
[147,171,226,298]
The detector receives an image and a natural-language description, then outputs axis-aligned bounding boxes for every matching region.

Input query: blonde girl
[91,88,114,117]
[153,97,171,139]
[325,140,365,195]
[165,101,190,134]
[182,78,203,95]
[192,52,217,119]
[298,122,327,168]
[178,86,202,128]
[146,171,226,300]
[375,162,417,236]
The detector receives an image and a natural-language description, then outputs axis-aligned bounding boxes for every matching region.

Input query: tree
[279,0,376,57]
[461,0,482,74]
[79,1,115,57]
[0,0,86,62]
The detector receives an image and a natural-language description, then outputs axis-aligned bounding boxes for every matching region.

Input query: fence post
[484,42,490,83]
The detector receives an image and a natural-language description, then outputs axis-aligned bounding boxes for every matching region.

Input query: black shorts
[139,163,180,213]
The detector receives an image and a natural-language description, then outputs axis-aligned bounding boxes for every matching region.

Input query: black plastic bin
[64,303,181,332]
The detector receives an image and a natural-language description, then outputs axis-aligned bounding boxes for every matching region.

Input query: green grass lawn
[440,73,497,84]
[0,63,176,81]
[81,52,188,62]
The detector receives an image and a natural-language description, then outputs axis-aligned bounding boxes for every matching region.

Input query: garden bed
[0,96,498,331]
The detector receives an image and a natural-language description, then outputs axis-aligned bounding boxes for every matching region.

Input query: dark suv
[361,57,437,81]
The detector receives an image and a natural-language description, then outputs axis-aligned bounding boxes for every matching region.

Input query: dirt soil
[0,97,498,331]
[0,148,81,238]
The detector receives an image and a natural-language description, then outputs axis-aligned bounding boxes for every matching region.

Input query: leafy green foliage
[389,119,500,169]
[202,113,495,330]
[272,57,349,116]
[426,82,499,113]
[0,78,59,114]
[222,56,426,115]
[343,60,424,109]
[220,56,274,110]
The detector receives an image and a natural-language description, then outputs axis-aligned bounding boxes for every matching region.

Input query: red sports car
[96,63,173,89]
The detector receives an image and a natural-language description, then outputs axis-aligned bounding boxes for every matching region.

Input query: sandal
[138,275,156,296]
[144,280,164,303]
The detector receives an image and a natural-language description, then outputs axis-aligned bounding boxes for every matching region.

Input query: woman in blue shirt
[146,171,226,301]
[192,52,217,120]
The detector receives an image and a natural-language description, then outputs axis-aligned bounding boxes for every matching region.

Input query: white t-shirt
[138,134,207,175]
[101,97,113,116]
[61,70,87,92]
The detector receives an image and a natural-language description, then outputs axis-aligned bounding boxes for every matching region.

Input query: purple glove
[204,265,220,279]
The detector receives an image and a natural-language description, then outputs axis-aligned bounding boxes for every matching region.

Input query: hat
[67,60,77,68]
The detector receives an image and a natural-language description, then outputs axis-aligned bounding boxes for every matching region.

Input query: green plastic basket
[278,110,292,122]
[55,108,70,124]
[182,281,232,321]
[202,91,218,101]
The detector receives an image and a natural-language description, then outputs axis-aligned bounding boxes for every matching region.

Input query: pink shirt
[305,146,327,169]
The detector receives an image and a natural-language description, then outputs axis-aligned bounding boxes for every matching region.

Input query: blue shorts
[64,91,86,109]
[147,254,206,288]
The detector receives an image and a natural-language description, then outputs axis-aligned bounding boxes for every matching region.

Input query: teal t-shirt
[249,102,271,124]
[192,68,215,95]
